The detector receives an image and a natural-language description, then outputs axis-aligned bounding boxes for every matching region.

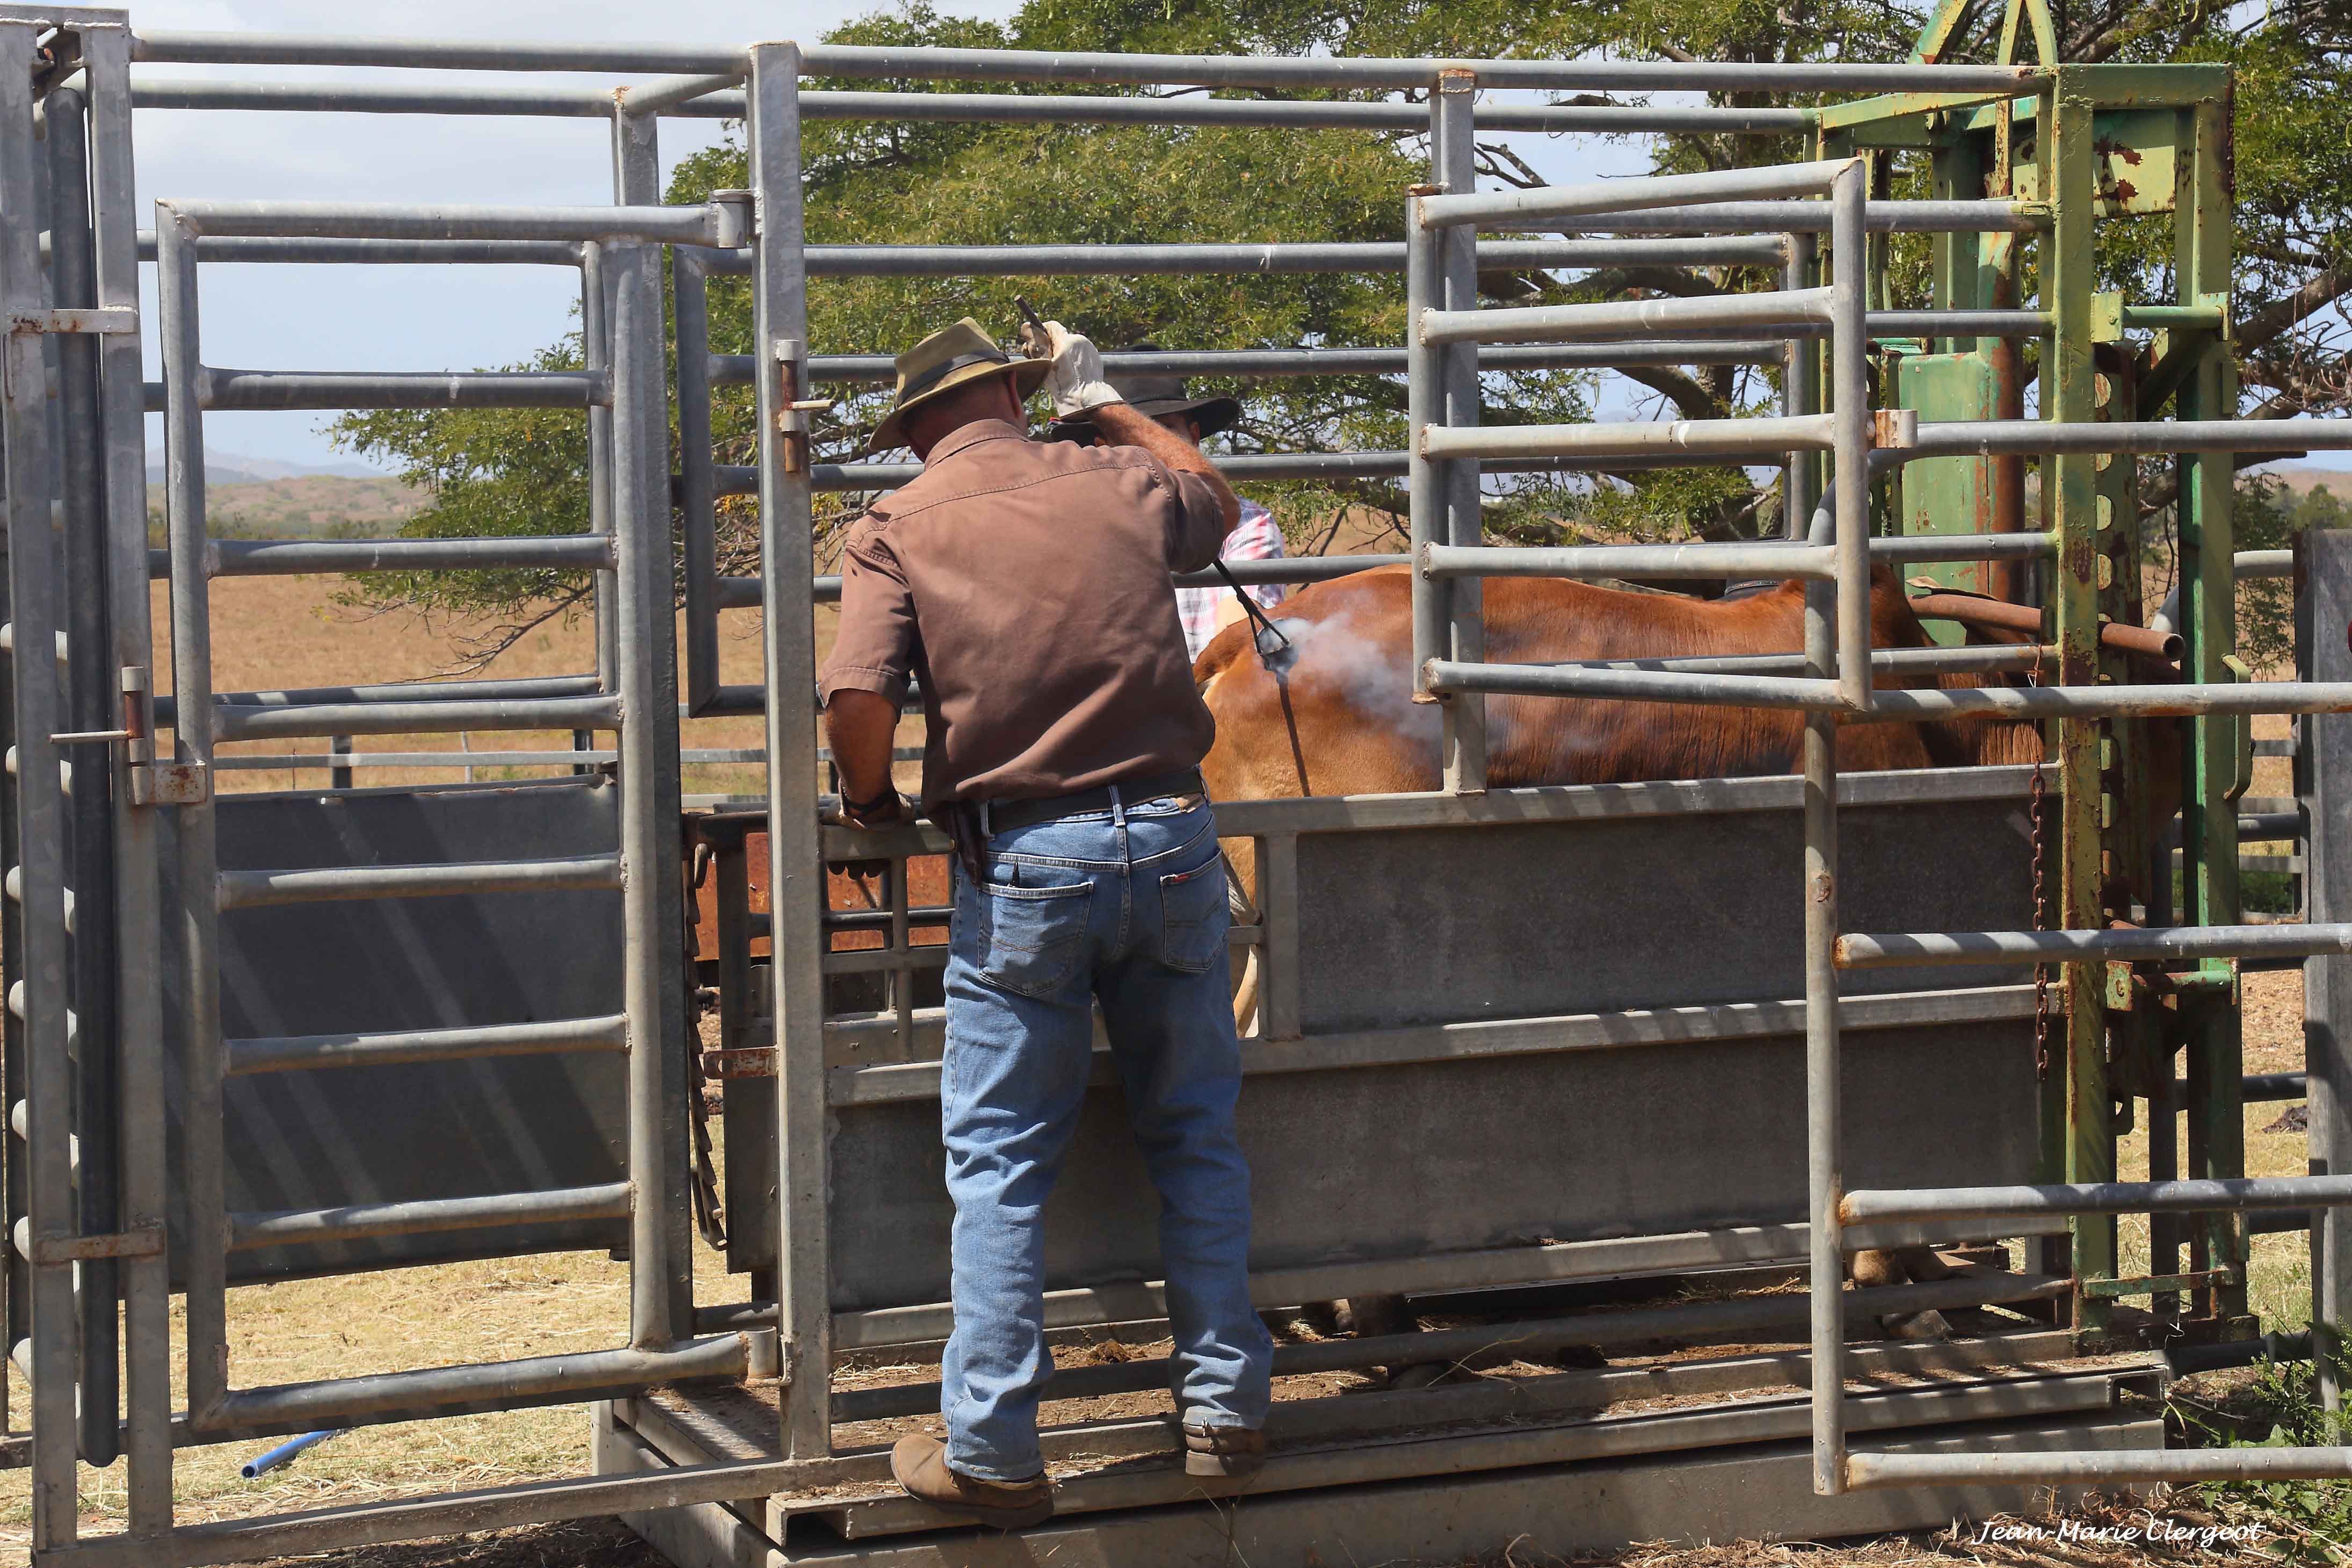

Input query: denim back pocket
[964,874,1093,998]
[1157,858,1228,975]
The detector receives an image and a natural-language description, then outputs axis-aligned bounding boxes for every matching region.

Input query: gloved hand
[1042,321,1121,418]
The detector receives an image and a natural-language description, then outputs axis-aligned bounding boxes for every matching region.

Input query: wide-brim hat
[1045,343,1242,444]
[869,317,1051,455]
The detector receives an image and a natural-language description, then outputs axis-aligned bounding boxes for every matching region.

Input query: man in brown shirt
[820,319,1274,1526]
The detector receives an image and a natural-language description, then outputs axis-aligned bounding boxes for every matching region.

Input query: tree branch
[1616,364,1732,420]
[2235,266,2352,358]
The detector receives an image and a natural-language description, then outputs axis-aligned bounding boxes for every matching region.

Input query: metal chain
[2028,640,2053,1081]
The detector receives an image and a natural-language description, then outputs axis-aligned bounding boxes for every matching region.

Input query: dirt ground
[2,580,2324,1567]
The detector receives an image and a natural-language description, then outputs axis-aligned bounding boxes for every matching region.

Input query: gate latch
[773,339,832,476]
[104,664,209,805]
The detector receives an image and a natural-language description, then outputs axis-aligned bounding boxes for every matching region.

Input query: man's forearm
[824,689,901,806]
[1088,402,1241,531]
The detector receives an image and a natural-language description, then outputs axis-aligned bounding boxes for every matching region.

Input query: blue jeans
[939,791,1272,1481]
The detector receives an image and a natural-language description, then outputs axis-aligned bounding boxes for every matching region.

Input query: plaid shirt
[1174,499,1286,662]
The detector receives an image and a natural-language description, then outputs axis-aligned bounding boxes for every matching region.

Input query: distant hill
[144,471,422,542]
[144,448,385,485]
[2273,463,2352,499]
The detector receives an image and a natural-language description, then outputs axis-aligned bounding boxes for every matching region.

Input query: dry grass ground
[3,581,2319,1567]
[162,575,816,802]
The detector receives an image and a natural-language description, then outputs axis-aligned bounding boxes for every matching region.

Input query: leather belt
[983,767,1204,834]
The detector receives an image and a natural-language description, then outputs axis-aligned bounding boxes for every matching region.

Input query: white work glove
[1042,321,1121,418]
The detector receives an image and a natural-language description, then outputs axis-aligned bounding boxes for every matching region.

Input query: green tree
[333,0,2352,658]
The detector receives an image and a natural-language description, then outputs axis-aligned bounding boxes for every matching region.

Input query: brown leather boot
[889,1434,1053,1527]
[1181,1419,1266,1478]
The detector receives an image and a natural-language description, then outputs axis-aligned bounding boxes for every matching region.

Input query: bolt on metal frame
[6,13,2352,1565]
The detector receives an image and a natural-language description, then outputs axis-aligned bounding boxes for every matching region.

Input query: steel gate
[1393,76,2352,1493]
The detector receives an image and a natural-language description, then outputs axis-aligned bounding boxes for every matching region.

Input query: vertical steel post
[583,244,618,694]
[1927,132,1986,354]
[2177,93,2248,1327]
[156,204,230,1421]
[709,832,773,1283]
[1432,70,1485,793]
[612,99,696,1340]
[82,17,174,1529]
[2048,74,2116,1328]
[1,22,79,1546]
[609,236,690,1347]
[675,248,722,715]
[1784,232,1820,541]
[1806,166,1863,1503]
[1405,178,1446,706]
[1829,161,1871,712]
[2310,528,2352,1406]
[46,83,123,1470]
[0,308,19,1453]
[746,41,832,1460]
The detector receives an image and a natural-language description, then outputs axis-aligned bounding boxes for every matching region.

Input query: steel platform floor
[599,1325,2167,1567]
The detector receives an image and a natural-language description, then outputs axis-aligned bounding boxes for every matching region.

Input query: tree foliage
[331,0,2352,660]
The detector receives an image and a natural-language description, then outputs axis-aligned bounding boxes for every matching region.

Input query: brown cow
[1194,565,2055,1351]
[1196,565,2042,801]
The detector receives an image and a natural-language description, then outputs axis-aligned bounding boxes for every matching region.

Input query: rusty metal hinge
[131,759,209,806]
[772,338,832,476]
[701,1047,777,1079]
[9,307,136,336]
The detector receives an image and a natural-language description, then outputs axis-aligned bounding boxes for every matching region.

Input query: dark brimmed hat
[1045,343,1242,444]
[868,317,1051,455]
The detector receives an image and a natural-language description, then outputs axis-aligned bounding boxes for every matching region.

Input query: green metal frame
[1825,43,2245,1339]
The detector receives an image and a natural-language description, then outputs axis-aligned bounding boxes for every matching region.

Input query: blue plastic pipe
[240,1428,340,1479]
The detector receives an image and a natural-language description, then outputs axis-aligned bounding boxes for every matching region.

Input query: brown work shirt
[818,419,1231,804]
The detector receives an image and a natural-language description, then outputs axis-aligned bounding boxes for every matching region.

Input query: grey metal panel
[159,777,628,1284]
[824,1015,2036,1310]
[1296,795,2032,1032]
[821,789,2038,1310]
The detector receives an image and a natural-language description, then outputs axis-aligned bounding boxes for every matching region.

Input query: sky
[128,0,1015,469]
[123,3,2336,478]
[123,0,1670,473]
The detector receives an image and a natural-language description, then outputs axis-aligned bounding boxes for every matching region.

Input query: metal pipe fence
[0,18,2332,1563]
[0,47,754,1545]
[1381,106,2352,1505]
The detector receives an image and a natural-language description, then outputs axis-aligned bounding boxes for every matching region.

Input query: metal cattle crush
[4,8,2352,1565]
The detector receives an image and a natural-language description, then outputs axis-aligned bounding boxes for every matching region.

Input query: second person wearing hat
[1048,346,1288,663]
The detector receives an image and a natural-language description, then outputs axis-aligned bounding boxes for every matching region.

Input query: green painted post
[2176,91,2251,1327]
[2049,72,2117,1332]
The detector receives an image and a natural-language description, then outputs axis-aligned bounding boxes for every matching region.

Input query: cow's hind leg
[1851,1246,1952,1341]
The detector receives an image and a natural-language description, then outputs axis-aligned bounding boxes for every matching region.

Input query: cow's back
[1196,567,1940,801]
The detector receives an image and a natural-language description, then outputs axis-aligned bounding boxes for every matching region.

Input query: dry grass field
[0,576,2324,1567]
[159,574,843,801]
